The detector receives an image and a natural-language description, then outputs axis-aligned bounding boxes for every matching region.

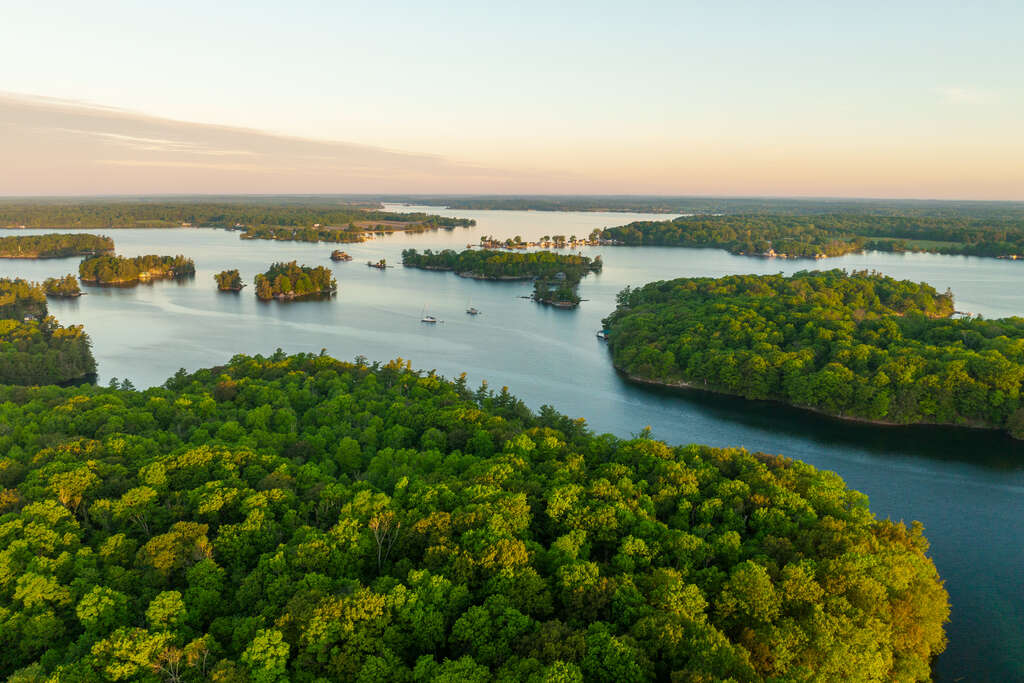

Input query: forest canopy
[603,270,1024,437]
[601,215,1024,259]
[79,255,196,285]
[0,233,114,259]
[0,278,48,319]
[254,262,336,300]
[0,352,949,681]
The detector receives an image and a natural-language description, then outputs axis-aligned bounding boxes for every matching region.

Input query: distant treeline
[238,215,474,244]
[602,214,1024,259]
[0,233,114,258]
[603,270,1024,437]
[0,201,475,232]
[0,278,95,384]
[356,195,1024,217]
[255,261,336,300]
[79,255,195,284]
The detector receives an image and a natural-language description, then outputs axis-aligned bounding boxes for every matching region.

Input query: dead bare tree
[369,511,401,572]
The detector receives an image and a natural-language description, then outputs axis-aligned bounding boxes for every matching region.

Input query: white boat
[596,330,608,340]
[421,305,438,323]
[466,307,480,315]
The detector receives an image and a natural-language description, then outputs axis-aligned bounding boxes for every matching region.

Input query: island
[600,214,1024,260]
[603,270,1024,438]
[402,248,602,309]
[531,277,581,308]
[0,232,114,258]
[43,274,83,297]
[0,351,949,681]
[330,249,353,261]
[79,254,196,285]
[0,277,96,384]
[214,269,245,291]
[255,261,336,300]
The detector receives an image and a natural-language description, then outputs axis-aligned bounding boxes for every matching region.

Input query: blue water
[2,205,1022,680]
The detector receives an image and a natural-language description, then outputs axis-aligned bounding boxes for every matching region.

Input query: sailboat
[466,298,480,315]
[421,305,438,324]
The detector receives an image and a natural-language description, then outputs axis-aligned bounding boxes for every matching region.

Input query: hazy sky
[2,1,1022,198]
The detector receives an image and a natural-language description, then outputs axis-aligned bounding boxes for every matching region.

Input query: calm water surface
[2,205,1023,680]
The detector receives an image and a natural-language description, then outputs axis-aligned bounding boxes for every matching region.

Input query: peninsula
[603,270,1024,438]
[600,214,1024,260]
[0,351,949,681]
[0,277,96,384]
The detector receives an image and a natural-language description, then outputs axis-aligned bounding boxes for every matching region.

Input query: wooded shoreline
[618,370,1012,437]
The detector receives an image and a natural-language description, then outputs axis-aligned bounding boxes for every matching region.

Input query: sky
[1,1,1022,198]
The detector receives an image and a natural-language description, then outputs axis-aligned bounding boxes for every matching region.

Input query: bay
[2,204,1023,680]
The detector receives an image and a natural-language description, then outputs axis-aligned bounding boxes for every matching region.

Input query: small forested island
[0,278,95,384]
[403,249,602,310]
[42,274,83,297]
[601,214,1024,259]
[241,225,366,243]
[0,233,114,258]
[604,270,1024,437]
[402,248,601,280]
[531,278,582,308]
[214,269,245,291]
[330,249,353,261]
[0,351,949,680]
[254,261,336,300]
[79,254,196,285]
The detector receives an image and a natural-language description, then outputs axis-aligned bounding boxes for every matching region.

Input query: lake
[2,205,1023,680]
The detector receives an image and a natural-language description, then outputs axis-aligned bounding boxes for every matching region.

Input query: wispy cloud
[54,129,258,157]
[935,86,994,104]
[0,92,544,194]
